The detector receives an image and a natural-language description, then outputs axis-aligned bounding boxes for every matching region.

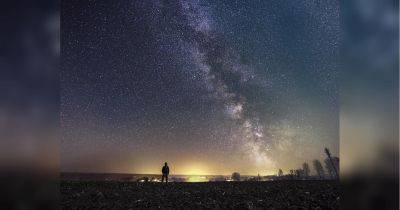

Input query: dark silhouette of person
[161,162,169,183]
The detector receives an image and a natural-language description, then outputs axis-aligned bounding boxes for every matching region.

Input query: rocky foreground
[61,180,340,209]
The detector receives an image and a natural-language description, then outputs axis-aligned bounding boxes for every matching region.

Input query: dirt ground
[61,180,340,209]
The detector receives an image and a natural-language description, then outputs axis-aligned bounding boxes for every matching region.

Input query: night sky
[61,0,339,175]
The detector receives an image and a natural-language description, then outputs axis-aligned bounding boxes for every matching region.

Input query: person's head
[164,162,168,166]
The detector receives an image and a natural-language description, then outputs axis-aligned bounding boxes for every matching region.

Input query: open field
[61,180,340,209]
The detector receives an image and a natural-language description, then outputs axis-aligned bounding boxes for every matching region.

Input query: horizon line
[60,171,277,177]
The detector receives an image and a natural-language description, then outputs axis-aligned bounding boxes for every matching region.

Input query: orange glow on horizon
[180,162,210,175]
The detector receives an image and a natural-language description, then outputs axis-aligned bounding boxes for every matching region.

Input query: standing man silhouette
[161,162,169,183]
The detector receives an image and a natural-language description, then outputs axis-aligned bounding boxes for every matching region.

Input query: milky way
[61,0,339,175]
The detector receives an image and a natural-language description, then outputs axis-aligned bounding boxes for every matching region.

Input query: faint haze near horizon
[61,0,339,176]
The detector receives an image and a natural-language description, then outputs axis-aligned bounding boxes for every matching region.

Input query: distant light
[187,175,209,182]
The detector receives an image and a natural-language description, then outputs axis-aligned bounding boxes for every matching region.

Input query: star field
[61,0,339,175]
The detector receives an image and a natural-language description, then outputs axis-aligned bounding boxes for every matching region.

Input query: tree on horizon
[302,162,310,177]
[278,169,283,176]
[313,159,325,179]
[324,148,339,179]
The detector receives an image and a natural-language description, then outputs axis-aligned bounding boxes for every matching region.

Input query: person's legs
[166,175,168,183]
[162,175,165,183]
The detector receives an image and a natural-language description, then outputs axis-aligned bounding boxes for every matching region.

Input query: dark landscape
[61,180,340,209]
